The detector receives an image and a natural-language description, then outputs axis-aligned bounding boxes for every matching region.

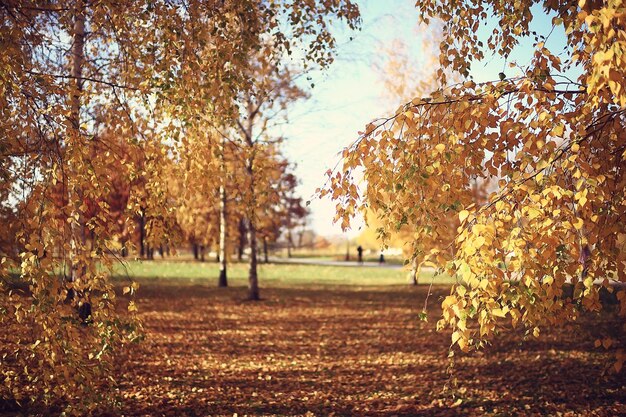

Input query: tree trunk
[139,212,146,258]
[237,218,246,261]
[218,181,228,287]
[68,1,87,284]
[192,242,199,260]
[89,228,95,251]
[409,258,419,286]
[297,228,304,249]
[287,228,292,258]
[200,245,205,262]
[247,217,260,300]
[66,2,91,323]
[240,96,260,300]
[263,236,269,263]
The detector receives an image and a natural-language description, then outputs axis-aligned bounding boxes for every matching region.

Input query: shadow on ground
[95,283,626,417]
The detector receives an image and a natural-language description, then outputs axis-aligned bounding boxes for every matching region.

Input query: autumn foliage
[325,0,626,367]
[3,0,626,414]
[0,0,360,412]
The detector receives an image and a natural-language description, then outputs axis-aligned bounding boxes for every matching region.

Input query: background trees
[326,0,626,365]
[279,170,310,258]
[1,0,360,411]
[230,56,310,299]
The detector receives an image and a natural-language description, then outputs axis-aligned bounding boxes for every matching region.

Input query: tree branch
[25,70,140,91]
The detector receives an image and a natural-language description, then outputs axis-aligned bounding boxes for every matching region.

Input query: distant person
[379,252,385,265]
[357,245,363,264]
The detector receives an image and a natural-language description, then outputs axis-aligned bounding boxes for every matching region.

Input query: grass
[110,259,456,287]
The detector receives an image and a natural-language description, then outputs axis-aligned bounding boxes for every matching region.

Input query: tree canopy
[0,0,360,411]
[325,0,626,369]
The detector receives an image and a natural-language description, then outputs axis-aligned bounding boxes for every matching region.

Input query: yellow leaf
[527,207,541,221]
[552,124,564,136]
[435,143,446,153]
[459,210,470,223]
[573,217,584,230]
[451,330,462,345]
[456,285,467,297]
[458,336,469,351]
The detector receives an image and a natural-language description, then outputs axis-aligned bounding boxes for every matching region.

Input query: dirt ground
[111,283,625,416]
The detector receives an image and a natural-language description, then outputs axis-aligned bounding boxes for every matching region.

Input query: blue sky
[277,0,567,237]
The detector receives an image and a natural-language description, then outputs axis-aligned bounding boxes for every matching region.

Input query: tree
[325,0,626,369]
[154,2,361,295]
[228,55,309,300]
[218,133,230,285]
[172,125,222,262]
[0,2,159,410]
[280,171,310,258]
[253,155,309,263]
[374,20,445,106]
[362,20,462,284]
[1,0,361,411]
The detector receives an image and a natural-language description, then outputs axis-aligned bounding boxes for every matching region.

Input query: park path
[268,256,404,270]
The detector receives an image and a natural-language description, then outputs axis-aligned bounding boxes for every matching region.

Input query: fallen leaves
[102,282,626,416]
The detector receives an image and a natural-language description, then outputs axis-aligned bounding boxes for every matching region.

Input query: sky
[276,0,568,238]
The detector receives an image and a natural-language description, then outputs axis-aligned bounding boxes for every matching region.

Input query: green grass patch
[111,259,455,287]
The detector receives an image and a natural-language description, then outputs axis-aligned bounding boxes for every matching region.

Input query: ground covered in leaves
[108,280,624,416]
